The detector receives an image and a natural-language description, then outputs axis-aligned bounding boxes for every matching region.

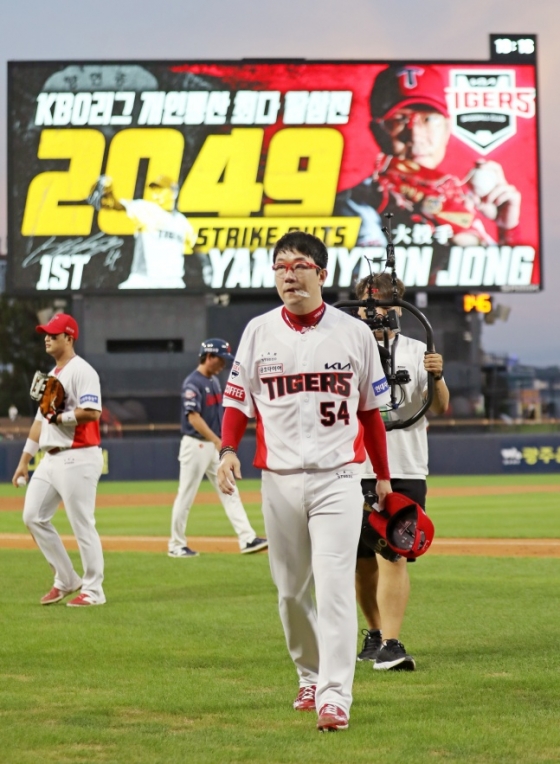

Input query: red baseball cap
[368,491,434,560]
[36,313,79,340]
[370,65,449,120]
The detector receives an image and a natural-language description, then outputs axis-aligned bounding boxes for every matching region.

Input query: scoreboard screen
[7,37,540,294]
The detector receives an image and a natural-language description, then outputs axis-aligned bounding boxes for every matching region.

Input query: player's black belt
[47,445,97,455]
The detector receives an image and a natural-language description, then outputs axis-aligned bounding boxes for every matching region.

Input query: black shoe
[241,537,268,554]
[374,639,416,671]
[357,628,382,661]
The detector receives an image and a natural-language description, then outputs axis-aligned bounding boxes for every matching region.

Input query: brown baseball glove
[87,175,119,211]
[374,154,478,235]
[39,377,66,423]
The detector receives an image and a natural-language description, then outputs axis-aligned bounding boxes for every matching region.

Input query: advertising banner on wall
[8,42,540,294]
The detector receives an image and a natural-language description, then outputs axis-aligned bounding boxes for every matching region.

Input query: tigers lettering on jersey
[223,304,391,472]
[262,372,353,400]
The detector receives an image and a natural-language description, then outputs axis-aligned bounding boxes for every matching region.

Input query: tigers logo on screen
[446,69,536,154]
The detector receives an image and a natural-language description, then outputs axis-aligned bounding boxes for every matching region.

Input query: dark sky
[1,0,558,365]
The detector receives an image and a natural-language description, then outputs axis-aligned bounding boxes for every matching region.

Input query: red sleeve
[357,408,390,481]
[221,406,248,450]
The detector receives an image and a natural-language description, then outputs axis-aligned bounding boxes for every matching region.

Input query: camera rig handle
[334,213,436,431]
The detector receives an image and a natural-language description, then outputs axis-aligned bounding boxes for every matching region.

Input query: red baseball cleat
[66,593,104,607]
[317,704,349,732]
[40,587,77,605]
[293,685,317,711]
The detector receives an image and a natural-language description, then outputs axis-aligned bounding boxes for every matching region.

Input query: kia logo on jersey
[324,361,351,371]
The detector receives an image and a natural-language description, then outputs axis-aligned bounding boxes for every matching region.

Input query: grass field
[1,475,560,762]
[1,474,560,538]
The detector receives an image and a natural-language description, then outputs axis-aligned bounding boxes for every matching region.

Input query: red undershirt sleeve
[357,408,391,481]
[221,406,248,450]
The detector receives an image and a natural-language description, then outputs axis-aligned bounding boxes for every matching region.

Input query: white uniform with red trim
[23,356,106,604]
[223,304,390,715]
[118,200,195,289]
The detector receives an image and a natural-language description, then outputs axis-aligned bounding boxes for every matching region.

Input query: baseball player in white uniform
[12,313,106,607]
[217,231,393,732]
[168,338,267,557]
[88,174,196,289]
[354,273,449,669]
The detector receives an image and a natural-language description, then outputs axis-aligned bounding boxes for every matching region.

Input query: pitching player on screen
[12,314,106,607]
[168,338,267,557]
[217,231,392,732]
[354,273,449,669]
[87,174,196,289]
[336,64,521,251]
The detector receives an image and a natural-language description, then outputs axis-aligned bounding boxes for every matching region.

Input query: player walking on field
[12,313,106,607]
[217,231,392,732]
[354,273,449,669]
[168,338,267,557]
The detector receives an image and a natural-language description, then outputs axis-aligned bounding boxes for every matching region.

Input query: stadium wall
[1,433,559,483]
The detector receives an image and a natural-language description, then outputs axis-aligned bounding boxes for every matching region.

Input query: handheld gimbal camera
[334,212,436,431]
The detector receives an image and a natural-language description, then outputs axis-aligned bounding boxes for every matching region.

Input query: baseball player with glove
[168,338,267,557]
[87,174,196,289]
[354,273,449,669]
[217,231,392,732]
[12,314,106,607]
[336,65,521,256]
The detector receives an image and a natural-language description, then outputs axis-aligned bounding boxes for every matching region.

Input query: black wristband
[433,373,443,382]
[219,446,236,460]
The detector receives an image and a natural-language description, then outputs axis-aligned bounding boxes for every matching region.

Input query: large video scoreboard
[7,34,540,294]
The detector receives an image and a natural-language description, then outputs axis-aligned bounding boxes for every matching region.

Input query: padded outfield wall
[0,433,559,483]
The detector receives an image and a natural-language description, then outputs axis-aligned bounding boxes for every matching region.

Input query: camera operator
[355,272,449,670]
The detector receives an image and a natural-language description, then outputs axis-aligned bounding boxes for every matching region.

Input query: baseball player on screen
[168,338,267,557]
[12,313,106,607]
[336,65,521,251]
[217,231,392,732]
[354,273,449,669]
[87,174,196,289]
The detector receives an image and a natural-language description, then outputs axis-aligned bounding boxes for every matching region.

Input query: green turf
[0,477,263,537]
[428,493,560,538]
[1,476,559,538]
[0,549,559,763]
[0,503,267,538]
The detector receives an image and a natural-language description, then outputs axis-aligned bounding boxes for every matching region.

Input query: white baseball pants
[261,465,363,716]
[23,447,105,603]
[169,435,256,552]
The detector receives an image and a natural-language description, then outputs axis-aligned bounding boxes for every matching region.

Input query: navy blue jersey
[180,369,223,439]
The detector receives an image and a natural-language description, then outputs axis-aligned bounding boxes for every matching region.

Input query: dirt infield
[2,482,559,557]
[1,533,560,557]
[1,481,559,513]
